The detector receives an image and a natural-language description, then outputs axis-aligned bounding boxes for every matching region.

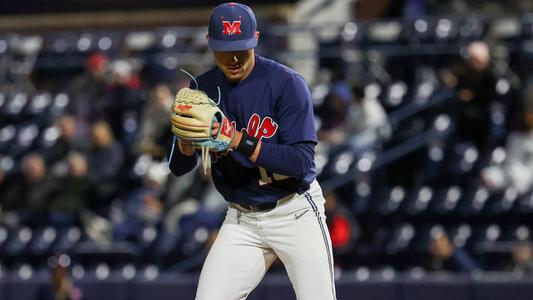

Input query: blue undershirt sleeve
[168,136,198,176]
[255,141,315,179]
[168,79,202,177]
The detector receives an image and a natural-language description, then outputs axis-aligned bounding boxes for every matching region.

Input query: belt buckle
[233,202,277,213]
[232,203,255,213]
[243,204,263,212]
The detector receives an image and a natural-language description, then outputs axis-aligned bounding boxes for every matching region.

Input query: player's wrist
[235,131,260,158]
[230,131,243,150]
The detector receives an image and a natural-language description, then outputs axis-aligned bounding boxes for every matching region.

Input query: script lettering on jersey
[245,114,278,140]
[176,104,192,112]
[222,21,242,35]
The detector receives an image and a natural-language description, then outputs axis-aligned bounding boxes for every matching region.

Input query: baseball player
[168,3,336,299]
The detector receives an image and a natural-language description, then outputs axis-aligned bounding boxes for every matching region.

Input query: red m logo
[222,21,242,35]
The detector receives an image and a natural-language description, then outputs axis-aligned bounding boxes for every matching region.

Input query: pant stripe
[305,192,336,299]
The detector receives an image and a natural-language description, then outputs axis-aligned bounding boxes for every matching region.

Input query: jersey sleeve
[275,75,318,145]
[256,141,315,179]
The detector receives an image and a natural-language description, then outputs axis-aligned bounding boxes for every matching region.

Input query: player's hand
[212,122,220,136]
[178,140,195,156]
[210,122,241,150]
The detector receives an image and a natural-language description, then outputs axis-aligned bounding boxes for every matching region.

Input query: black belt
[234,201,277,212]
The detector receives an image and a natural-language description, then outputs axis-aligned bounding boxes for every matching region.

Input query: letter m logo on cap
[222,21,242,35]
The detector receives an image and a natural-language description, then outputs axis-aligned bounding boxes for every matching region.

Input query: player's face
[213,49,255,83]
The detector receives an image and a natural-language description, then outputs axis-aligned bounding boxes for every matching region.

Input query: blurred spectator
[510,241,533,275]
[37,254,83,300]
[87,120,124,181]
[316,82,390,151]
[344,84,391,152]
[316,82,352,144]
[164,167,198,208]
[429,230,480,273]
[159,169,225,271]
[481,111,533,194]
[87,120,124,206]
[0,153,56,219]
[43,115,87,167]
[163,202,223,272]
[171,229,219,273]
[164,168,226,235]
[133,83,173,159]
[324,191,359,269]
[47,152,91,226]
[113,162,167,241]
[68,52,109,122]
[103,60,144,146]
[440,41,497,152]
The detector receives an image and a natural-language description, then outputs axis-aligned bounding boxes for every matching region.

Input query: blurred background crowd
[1,0,533,299]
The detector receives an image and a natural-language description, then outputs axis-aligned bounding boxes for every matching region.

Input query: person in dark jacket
[0,153,57,226]
[86,120,124,209]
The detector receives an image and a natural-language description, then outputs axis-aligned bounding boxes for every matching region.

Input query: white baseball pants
[195,181,337,300]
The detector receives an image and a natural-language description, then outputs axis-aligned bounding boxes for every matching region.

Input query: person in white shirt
[482,111,533,194]
[344,85,391,152]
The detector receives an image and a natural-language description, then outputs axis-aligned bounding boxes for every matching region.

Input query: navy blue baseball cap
[207,2,258,52]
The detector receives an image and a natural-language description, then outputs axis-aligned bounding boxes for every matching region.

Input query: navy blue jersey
[170,55,317,205]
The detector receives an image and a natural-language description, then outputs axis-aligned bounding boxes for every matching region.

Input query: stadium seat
[27,226,57,258]
[458,185,490,216]
[448,223,473,248]
[405,186,434,216]
[377,186,406,215]
[26,93,53,116]
[486,187,519,215]
[0,125,16,153]
[458,16,485,41]
[50,93,70,116]
[471,224,502,253]
[384,223,415,255]
[431,185,462,215]
[4,226,33,264]
[0,225,9,253]
[52,226,82,254]
[5,92,28,117]
[384,81,409,108]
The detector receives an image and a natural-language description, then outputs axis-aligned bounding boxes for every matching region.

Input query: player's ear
[255,31,260,41]
[205,32,209,44]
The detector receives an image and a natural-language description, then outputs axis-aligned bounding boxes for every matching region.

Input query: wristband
[236,132,259,158]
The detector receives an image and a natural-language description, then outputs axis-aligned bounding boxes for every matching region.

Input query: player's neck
[239,54,256,83]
